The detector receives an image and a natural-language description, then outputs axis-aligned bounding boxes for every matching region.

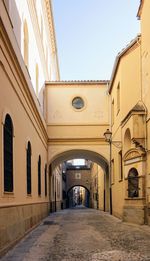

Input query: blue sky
[52,0,140,81]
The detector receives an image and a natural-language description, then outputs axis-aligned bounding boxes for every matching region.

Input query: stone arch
[67,185,90,208]
[49,149,110,212]
[49,149,109,171]
[67,185,90,195]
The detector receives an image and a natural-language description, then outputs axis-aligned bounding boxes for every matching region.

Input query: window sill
[3,191,14,195]
[27,194,32,197]
[125,197,145,200]
[3,192,15,198]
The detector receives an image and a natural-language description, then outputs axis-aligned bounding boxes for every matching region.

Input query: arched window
[128,168,139,198]
[4,114,13,192]
[38,155,41,196]
[23,20,29,68]
[35,64,39,95]
[124,128,131,153]
[45,164,47,197]
[26,141,31,194]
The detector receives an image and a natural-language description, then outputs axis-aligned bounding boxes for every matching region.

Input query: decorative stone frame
[123,148,146,200]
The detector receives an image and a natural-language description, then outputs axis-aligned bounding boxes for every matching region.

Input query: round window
[72,97,84,110]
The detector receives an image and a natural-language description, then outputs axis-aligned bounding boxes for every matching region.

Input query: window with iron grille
[45,164,47,196]
[38,155,41,196]
[4,114,13,192]
[128,168,139,198]
[27,141,31,194]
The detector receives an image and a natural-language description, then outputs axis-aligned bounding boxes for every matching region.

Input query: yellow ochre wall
[140,0,150,224]
[110,41,142,219]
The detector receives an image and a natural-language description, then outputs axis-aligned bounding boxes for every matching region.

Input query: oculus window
[72,97,84,110]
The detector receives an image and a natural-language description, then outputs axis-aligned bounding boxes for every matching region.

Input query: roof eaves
[108,35,141,94]
[137,0,144,19]
[45,80,110,85]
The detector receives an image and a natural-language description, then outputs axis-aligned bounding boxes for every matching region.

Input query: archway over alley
[48,149,110,213]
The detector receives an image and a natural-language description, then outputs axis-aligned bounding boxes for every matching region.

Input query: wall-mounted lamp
[104,128,122,149]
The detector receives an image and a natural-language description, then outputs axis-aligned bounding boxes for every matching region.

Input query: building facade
[107,0,150,225]
[0,0,59,254]
[0,0,150,256]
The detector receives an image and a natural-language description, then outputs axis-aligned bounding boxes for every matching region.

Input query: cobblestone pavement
[1,207,150,261]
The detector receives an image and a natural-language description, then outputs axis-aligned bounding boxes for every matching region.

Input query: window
[112,99,114,125]
[117,83,120,114]
[128,168,139,198]
[38,155,41,196]
[111,159,114,184]
[45,164,47,197]
[35,64,39,95]
[23,20,29,68]
[4,114,13,192]
[26,142,31,194]
[72,97,84,110]
[118,151,123,181]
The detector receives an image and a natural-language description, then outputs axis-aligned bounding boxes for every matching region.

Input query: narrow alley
[1,207,150,261]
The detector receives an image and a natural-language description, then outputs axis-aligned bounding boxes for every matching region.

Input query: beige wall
[0,19,48,206]
[46,83,109,125]
[111,42,141,134]
[46,81,110,176]
[97,165,105,211]
[140,0,150,224]
[1,1,150,257]
[109,40,146,222]
[90,163,107,211]
[46,82,109,142]
[0,1,51,254]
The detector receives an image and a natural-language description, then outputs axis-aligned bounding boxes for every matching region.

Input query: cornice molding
[47,123,109,127]
[123,148,146,162]
[46,80,109,86]
[44,0,60,79]
[48,138,106,144]
[44,0,57,53]
[137,0,144,19]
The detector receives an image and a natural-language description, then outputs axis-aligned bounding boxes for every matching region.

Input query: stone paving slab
[1,208,150,261]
